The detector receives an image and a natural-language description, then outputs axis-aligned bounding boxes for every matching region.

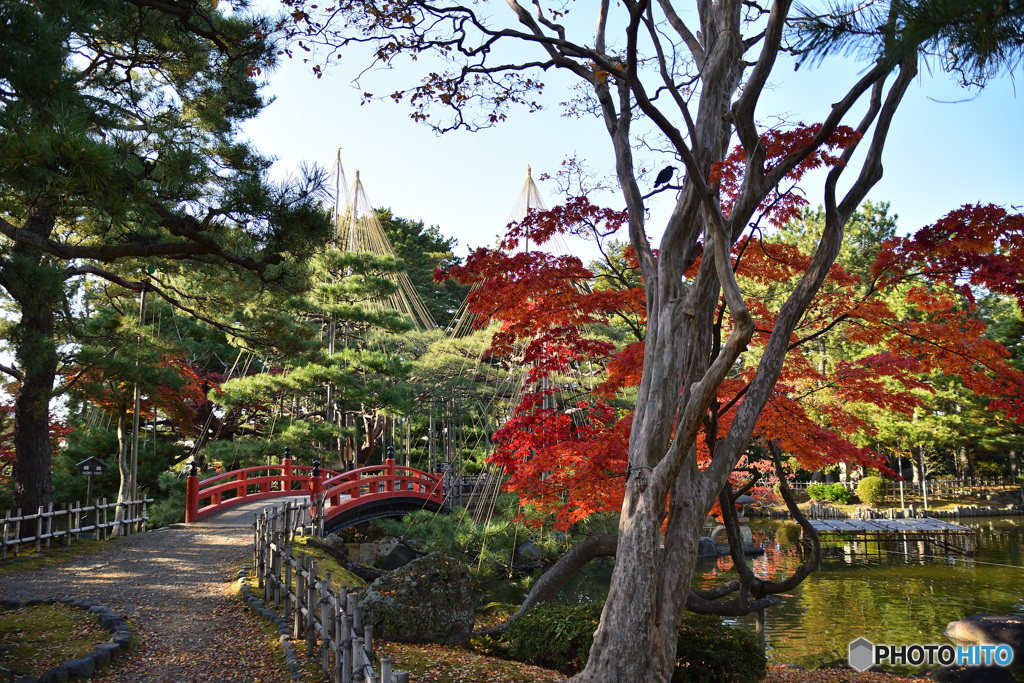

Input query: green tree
[0,0,331,512]
[216,249,414,467]
[796,0,1024,86]
[376,209,471,328]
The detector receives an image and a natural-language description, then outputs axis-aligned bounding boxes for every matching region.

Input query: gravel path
[0,500,305,682]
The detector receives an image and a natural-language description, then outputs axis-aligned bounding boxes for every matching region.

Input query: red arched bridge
[185,456,445,532]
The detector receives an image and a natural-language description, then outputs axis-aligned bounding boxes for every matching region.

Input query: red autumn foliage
[710,124,862,227]
[444,129,1024,529]
[71,355,210,434]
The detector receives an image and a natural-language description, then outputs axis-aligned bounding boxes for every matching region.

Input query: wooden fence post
[284,547,293,623]
[35,505,44,552]
[320,573,332,677]
[342,614,353,683]
[334,588,346,683]
[347,592,361,632]
[294,555,306,640]
[1,510,9,561]
[352,636,363,682]
[306,560,317,657]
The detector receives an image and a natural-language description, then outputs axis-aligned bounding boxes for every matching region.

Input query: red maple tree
[444,127,1024,529]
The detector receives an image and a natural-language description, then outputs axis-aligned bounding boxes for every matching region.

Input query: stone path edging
[0,598,135,682]
[235,560,305,681]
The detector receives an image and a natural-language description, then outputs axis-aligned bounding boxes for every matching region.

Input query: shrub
[489,602,766,682]
[772,483,809,504]
[496,602,602,674]
[147,470,186,528]
[673,612,766,683]
[806,482,852,504]
[857,476,887,508]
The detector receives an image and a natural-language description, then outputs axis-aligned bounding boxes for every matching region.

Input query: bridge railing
[187,457,442,524]
[318,460,444,509]
[186,457,340,522]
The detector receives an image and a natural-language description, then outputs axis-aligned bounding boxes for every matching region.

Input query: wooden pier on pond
[807,517,975,555]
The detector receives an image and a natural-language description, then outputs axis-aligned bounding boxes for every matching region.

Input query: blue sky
[242,13,1022,263]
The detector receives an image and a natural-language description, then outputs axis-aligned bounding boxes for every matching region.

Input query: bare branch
[0,364,23,382]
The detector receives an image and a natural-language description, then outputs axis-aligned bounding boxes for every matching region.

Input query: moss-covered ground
[0,603,108,677]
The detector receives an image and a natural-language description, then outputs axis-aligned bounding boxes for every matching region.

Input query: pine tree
[0,0,331,512]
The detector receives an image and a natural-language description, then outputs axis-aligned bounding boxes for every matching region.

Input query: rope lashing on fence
[253,501,410,683]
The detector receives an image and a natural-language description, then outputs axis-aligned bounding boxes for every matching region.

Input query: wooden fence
[1,497,152,561]
[254,501,409,683]
[759,476,1021,498]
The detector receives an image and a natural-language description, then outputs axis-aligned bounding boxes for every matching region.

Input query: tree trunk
[572,479,706,682]
[1008,449,1019,479]
[5,208,61,515]
[12,352,55,515]
[113,406,132,535]
[474,534,618,637]
[956,444,971,479]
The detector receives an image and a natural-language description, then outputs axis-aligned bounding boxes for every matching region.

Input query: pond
[712,518,1024,671]
[550,517,1024,676]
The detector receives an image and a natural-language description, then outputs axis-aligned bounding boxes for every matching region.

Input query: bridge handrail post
[184,461,199,523]
[283,447,293,492]
[310,461,324,519]
[236,469,247,501]
[385,458,395,493]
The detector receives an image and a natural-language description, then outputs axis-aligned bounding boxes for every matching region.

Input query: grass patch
[0,604,109,677]
[0,539,109,575]
[765,665,920,682]
[291,536,366,589]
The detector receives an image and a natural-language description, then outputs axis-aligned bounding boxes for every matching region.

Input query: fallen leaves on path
[378,642,568,683]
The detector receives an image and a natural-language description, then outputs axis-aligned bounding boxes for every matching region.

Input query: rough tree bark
[2,208,60,518]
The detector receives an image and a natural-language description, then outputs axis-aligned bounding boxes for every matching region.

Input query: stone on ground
[359,552,474,646]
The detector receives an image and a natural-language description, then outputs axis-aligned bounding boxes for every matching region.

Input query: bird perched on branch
[653,165,676,188]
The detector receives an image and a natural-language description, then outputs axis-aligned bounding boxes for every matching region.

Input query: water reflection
[487,518,1024,676]
[696,518,1024,672]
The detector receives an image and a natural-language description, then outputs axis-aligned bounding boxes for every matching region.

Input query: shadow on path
[0,500,303,682]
